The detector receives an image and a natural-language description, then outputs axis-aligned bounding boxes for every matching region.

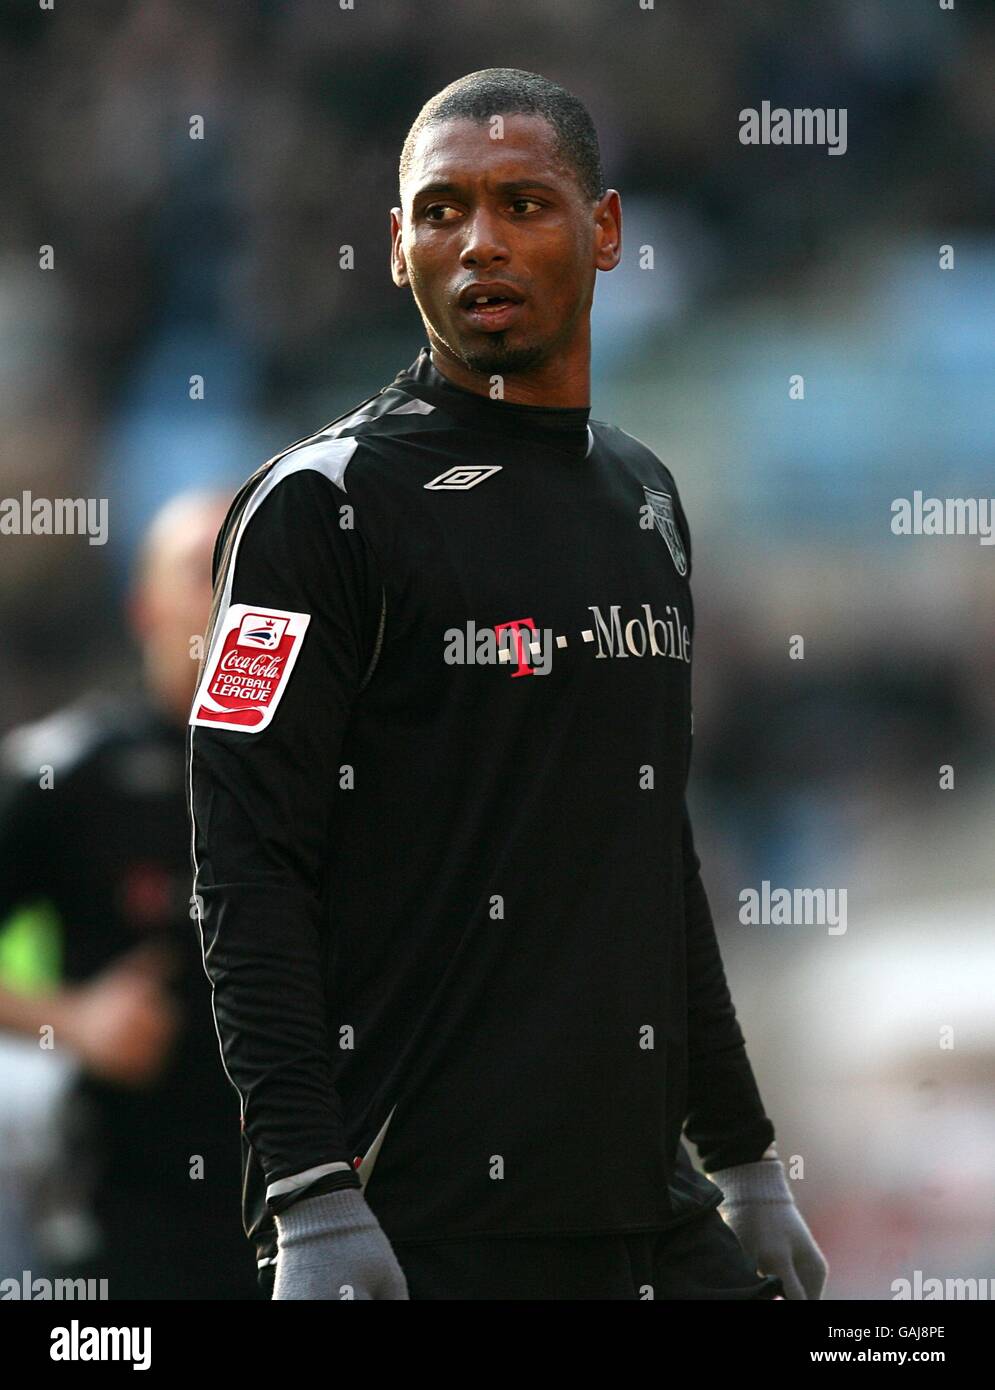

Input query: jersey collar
[390,346,594,461]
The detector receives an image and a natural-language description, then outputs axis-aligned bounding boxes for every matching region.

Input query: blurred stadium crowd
[1,0,993,1298]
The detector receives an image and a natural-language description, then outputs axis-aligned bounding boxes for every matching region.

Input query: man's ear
[594,189,622,273]
[390,207,409,288]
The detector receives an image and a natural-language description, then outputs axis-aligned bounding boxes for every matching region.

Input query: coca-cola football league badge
[190,604,311,733]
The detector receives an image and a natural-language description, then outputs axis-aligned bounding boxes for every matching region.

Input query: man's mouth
[458,285,525,331]
[460,297,524,331]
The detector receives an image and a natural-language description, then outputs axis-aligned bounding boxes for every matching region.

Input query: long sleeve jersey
[186,345,775,1267]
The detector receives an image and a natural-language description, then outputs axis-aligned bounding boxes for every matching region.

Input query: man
[0,492,260,1299]
[188,68,828,1300]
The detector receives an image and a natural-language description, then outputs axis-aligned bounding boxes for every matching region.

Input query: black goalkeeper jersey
[187,345,775,1269]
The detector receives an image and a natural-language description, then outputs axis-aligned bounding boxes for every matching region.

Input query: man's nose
[459,208,510,269]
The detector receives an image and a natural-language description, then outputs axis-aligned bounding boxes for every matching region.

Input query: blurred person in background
[0,490,260,1299]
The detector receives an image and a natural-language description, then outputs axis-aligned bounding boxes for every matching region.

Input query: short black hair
[399,68,605,204]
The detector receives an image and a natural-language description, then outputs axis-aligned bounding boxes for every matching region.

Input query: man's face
[392,114,605,377]
[130,499,230,710]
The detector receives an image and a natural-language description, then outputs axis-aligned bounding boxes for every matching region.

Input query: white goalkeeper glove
[707,1156,829,1300]
[272,1187,410,1300]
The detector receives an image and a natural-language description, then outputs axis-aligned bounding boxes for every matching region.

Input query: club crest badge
[190,604,310,733]
[643,486,688,576]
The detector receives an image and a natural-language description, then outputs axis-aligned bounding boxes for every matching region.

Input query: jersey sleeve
[671,482,775,1168]
[681,801,776,1170]
[187,459,383,1208]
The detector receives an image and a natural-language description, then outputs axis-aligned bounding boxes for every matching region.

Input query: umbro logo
[424,465,502,490]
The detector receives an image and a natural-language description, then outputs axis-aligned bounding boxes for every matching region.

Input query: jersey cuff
[266,1163,361,1217]
[266,1160,354,1204]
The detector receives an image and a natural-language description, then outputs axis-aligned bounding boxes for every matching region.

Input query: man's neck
[428,339,591,409]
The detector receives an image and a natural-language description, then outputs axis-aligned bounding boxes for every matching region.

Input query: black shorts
[259,1205,785,1300]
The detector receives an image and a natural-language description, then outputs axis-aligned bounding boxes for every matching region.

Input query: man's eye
[424,204,459,222]
[421,200,542,220]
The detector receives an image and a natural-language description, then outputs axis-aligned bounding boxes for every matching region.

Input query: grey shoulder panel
[0,700,110,782]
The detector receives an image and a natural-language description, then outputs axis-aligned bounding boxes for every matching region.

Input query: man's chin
[431,319,561,381]
[456,333,551,379]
